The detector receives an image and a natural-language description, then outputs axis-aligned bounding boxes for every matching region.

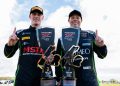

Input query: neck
[71,26,80,29]
[31,24,40,29]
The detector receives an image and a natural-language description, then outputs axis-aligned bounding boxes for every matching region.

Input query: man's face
[68,15,82,28]
[29,12,44,27]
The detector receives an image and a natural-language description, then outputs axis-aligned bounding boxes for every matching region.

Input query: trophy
[36,27,57,86]
[61,28,83,86]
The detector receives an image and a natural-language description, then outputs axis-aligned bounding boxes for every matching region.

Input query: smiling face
[29,12,44,28]
[68,14,82,28]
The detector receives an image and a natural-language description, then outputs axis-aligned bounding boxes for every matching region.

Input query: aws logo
[64,32,75,37]
[41,32,52,37]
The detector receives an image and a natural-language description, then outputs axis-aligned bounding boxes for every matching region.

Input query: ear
[41,15,44,20]
[29,14,31,19]
[68,18,70,23]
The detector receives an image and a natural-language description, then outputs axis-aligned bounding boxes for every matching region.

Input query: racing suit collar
[70,26,81,30]
[29,25,36,30]
[29,25,42,30]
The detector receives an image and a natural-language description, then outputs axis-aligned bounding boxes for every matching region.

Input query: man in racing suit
[55,10,107,86]
[4,6,52,86]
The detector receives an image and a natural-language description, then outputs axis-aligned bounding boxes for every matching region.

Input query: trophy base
[63,78,76,86]
[40,78,56,86]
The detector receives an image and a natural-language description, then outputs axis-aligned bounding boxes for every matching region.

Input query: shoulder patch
[16,29,24,35]
[86,30,96,39]
[86,30,95,35]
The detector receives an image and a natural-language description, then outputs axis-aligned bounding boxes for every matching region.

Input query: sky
[0,0,120,81]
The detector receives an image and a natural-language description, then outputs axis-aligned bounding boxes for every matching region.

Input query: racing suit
[55,29,107,86]
[4,26,52,86]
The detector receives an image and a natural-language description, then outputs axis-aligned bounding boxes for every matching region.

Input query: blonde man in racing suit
[4,6,53,86]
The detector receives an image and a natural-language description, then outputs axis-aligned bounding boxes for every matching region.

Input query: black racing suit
[4,26,52,86]
[55,29,107,86]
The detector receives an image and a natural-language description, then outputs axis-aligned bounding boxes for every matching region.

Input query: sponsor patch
[81,32,87,38]
[22,36,30,40]
[82,43,91,46]
[83,66,91,70]
[22,32,31,35]
[23,42,29,45]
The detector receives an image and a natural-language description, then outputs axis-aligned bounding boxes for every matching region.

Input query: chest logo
[22,36,30,40]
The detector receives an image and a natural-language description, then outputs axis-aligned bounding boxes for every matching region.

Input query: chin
[33,24,39,27]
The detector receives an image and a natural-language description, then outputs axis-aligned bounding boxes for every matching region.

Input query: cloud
[43,6,74,44]
[0,0,25,76]
[73,0,120,80]
[44,6,72,27]
[0,0,16,52]
[10,0,47,25]
[0,0,16,34]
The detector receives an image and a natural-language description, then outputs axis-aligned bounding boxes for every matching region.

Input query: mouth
[73,23,78,25]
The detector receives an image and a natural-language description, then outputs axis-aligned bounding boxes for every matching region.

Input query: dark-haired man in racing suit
[55,10,107,86]
[4,6,52,86]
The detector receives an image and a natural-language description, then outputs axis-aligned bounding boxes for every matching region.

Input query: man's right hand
[7,27,19,46]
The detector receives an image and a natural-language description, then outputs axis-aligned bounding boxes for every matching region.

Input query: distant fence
[100,79,120,84]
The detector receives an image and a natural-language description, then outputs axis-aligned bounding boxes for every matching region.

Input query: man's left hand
[95,30,105,47]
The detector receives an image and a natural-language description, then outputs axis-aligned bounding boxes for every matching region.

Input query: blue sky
[11,0,79,22]
[0,0,120,81]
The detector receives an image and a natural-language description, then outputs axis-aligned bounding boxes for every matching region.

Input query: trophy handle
[37,45,55,69]
[62,45,79,60]
[53,54,61,67]
[37,57,46,69]
[72,55,84,68]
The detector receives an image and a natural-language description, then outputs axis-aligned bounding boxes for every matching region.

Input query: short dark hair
[69,10,82,20]
[30,6,43,14]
